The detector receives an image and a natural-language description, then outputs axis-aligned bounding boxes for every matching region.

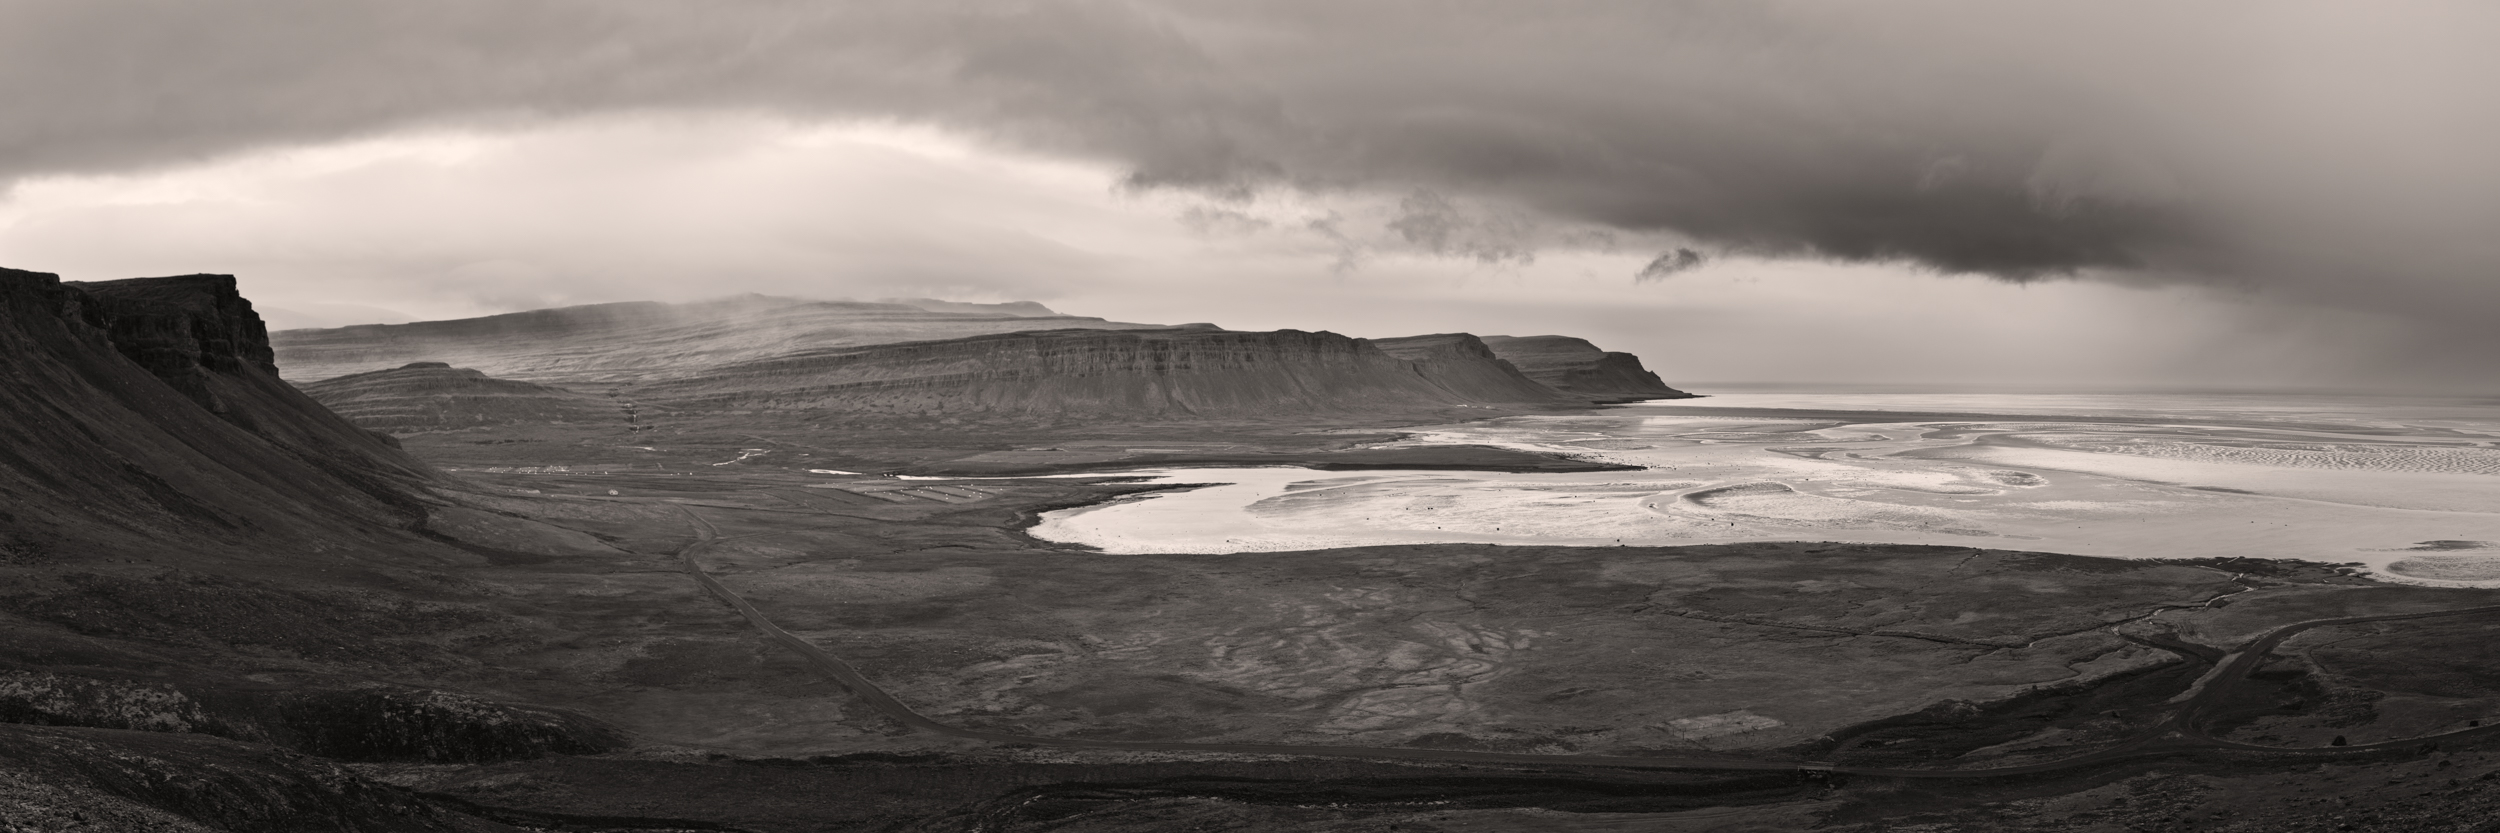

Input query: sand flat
[1032,393,2500,584]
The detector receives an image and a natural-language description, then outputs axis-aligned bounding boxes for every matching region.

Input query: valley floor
[14,414,2500,831]
[395,421,2500,829]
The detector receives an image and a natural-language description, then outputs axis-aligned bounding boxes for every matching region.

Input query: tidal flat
[1032,392,2500,583]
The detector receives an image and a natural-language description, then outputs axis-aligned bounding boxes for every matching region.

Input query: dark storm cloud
[1,1,2491,302]
[1637,249,1708,282]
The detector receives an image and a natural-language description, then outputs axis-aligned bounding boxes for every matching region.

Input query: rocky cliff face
[638,328,1572,417]
[62,275,279,411]
[299,362,619,432]
[0,267,433,557]
[0,269,623,829]
[1481,335,1694,402]
[1371,333,1583,405]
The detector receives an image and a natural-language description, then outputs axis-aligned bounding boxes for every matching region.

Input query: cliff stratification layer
[637,328,1576,417]
[1372,333,1583,406]
[1482,334,1693,402]
[271,294,1192,385]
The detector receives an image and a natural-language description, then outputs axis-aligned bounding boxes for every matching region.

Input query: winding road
[668,503,2500,781]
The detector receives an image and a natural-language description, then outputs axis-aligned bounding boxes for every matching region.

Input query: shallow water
[1029,391,2500,585]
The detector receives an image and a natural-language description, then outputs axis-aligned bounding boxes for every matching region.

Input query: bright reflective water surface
[1030,391,2500,585]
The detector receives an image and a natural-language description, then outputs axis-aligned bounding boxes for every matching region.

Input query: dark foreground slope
[0,270,435,554]
[0,269,621,830]
[633,327,1579,418]
[21,272,2493,832]
[271,294,1190,385]
[299,362,618,432]
[1482,334,1693,401]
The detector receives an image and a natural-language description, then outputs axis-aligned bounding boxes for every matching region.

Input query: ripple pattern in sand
[2020,433,2500,476]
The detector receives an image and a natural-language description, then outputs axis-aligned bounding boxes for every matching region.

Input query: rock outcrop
[1481,335,1694,402]
[1,269,631,830]
[62,275,279,411]
[0,723,470,832]
[637,328,1577,418]
[0,671,617,764]
[0,268,434,553]
[298,362,616,432]
[1371,333,1583,405]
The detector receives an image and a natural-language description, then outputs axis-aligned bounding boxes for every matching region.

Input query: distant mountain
[635,328,1573,418]
[297,362,619,432]
[1371,333,1584,406]
[876,297,1061,317]
[1481,335,1693,402]
[0,269,435,554]
[275,294,1691,425]
[270,294,1185,385]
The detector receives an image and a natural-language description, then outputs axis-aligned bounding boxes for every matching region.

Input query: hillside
[0,269,437,556]
[635,328,1577,418]
[271,294,1191,385]
[1481,334,1694,402]
[298,362,620,432]
[0,271,715,829]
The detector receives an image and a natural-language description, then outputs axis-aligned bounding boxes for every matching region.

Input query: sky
[1,1,2492,390]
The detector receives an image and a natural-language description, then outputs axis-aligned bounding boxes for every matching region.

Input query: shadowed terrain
[8,270,2500,831]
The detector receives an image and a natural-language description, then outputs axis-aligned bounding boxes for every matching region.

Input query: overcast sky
[2,1,2492,390]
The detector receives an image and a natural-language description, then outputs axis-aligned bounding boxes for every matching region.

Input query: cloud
[1636,249,1707,282]
[1,0,2494,370]
[1175,204,1270,236]
[1384,191,1534,267]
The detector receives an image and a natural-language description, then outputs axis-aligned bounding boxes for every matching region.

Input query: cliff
[0,271,625,827]
[299,362,618,433]
[636,328,1576,417]
[1370,333,1583,405]
[270,293,1185,386]
[1480,335,1694,402]
[0,268,435,556]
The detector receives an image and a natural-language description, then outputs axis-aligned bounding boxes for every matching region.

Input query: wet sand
[1032,393,2500,585]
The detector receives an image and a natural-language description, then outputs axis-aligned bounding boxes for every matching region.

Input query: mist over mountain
[4,2,2493,826]
[270,294,1188,385]
[280,295,1690,429]
[635,328,1579,419]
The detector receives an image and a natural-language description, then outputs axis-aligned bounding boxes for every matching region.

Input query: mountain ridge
[279,296,1691,427]
[0,269,436,556]
[270,293,1187,385]
[1481,334,1692,402]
